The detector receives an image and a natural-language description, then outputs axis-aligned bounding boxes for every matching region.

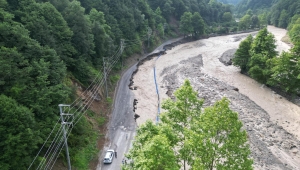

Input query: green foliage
[188,98,253,169]
[288,18,300,43]
[250,28,277,58]
[0,95,39,170]
[233,35,253,72]
[222,12,232,22]
[191,12,206,36]
[69,117,99,170]
[269,42,300,94]
[0,0,249,168]
[239,14,251,30]
[110,74,120,84]
[234,28,277,84]
[127,80,253,170]
[17,0,76,67]
[235,0,275,16]
[179,11,193,36]
[269,0,300,28]
[278,10,288,28]
[125,121,179,170]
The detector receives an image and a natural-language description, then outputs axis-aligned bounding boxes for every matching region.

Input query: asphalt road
[97,38,182,170]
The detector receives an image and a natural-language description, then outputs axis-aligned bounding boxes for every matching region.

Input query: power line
[29,35,137,169]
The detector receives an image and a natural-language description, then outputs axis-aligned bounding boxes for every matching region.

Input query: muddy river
[132,26,300,169]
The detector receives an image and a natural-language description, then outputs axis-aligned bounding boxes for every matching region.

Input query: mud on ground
[160,55,300,170]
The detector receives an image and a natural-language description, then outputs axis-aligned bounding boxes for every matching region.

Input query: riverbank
[132,26,300,169]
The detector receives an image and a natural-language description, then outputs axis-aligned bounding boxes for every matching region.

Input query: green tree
[127,80,253,170]
[188,98,253,169]
[89,8,111,67]
[239,14,251,30]
[18,0,76,67]
[278,10,288,28]
[222,12,232,22]
[250,28,277,57]
[191,12,205,37]
[63,0,95,60]
[289,19,300,43]
[162,1,174,20]
[179,12,193,37]
[161,80,203,170]
[258,12,268,28]
[251,15,259,28]
[125,121,179,170]
[233,35,253,73]
[269,42,300,94]
[248,28,277,83]
[0,95,38,170]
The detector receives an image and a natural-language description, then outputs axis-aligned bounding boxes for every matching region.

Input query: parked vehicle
[103,149,115,164]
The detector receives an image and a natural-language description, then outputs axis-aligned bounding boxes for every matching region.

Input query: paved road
[97,37,182,170]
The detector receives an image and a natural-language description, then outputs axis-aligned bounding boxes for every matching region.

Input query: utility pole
[163,23,167,39]
[103,57,108,98]
[147,27,152,48]
[59,104,73,170]
[120,39,125,68]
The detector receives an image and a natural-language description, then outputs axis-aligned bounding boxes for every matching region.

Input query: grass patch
[96,117,106,126]
[110,74,120,84]
[106,97,113,105]
[69,112,105,170]
[72,131,98,170]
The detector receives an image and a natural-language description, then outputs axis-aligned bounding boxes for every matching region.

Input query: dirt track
[131,26,300,169]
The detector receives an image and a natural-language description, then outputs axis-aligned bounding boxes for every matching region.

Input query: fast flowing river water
[132,26,300,169]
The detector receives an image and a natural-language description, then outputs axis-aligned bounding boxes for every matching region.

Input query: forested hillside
[0,0,237,169]
[235,0,300,44]
[218,0,241,5]
[235,0,275,16]
[234,0,300,96]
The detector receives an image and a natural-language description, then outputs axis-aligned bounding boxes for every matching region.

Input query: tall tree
[188,98,253,169]
[179,12,193,37]
[222,12,232,22]
[18,0,76,67]
[125,121,179,170]
[269,42,300,94]
[248,28,277,84]
[278,10,288,28]
[161,80,203,170]
[89,8,111,67]
[239,14,251,30]
[191,12,205,37]
[127,80,253,170]
[232,35,253,73]
[0,95,39,170]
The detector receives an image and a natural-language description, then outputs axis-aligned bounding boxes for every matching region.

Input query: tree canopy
[125,80,253,170]
[0,0,250,168]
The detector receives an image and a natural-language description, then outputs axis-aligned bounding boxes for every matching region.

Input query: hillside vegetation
[234,0,300,96]
[0,0,240,169]
[236,0,300,43]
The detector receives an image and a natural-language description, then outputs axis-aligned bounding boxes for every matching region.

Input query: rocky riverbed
[131,26,300,169]
[160,55,300,169]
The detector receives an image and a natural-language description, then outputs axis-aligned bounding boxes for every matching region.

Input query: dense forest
[236,0,300,43]
[0,0,239,169]
[218,0,241,5]
[1,0,299,168]
[234,0,300,96]
[235,0,275,16]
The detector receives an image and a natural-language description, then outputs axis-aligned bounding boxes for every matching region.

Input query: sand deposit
[131,26,300,169]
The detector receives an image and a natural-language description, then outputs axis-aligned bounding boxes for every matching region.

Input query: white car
[103,149,115,164]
